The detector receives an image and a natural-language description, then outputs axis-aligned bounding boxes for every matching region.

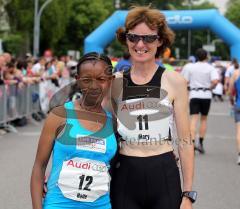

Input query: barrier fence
[0,83,41,125]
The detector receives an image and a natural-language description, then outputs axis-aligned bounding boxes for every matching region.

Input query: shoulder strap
[64,101,76,122]
[156,65,166,88]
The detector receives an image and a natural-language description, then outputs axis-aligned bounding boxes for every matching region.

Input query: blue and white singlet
[43,101,117,209]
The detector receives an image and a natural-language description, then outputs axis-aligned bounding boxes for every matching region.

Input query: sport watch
[181,191,197,203]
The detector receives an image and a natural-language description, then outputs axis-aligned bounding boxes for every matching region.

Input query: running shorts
[110,151,182,209]
[190,98,211,116]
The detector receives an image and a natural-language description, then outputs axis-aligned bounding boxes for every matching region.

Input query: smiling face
[76,60,113,107]
[126,22,161,64]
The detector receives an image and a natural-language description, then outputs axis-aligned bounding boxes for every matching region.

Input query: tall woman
[110,6,195,209]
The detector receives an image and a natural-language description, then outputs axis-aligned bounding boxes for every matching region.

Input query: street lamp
[33,0,53,58]
[187,0,192,58]
[182,0,192,57]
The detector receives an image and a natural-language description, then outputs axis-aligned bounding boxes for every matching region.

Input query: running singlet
[43,102,117,209]
[113,66,174,143]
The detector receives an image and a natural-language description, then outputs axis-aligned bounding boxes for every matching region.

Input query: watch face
[189,191,197,201]
[183,191,197,203]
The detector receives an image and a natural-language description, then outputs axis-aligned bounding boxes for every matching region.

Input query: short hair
[195,48,207,61]
[77,52,113,75]
[116,5,175,57]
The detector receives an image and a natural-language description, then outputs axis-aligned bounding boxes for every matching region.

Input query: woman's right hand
[43,175,48,198]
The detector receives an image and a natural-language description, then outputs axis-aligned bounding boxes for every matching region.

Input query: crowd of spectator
[0,52,77,135]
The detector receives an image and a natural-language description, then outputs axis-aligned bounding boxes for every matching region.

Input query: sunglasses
[126,33,159,43]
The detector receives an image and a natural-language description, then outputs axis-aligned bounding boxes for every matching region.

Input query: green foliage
[107,39,126,57]
[225,0,240,28]
[170,1,232,60]
[63,0,114,54]
[4,0,115,56]
[5,0,34,32]
[119,0,182,10]
[2,33,24,56]
[40,0,73,54]
[2,0,234,60]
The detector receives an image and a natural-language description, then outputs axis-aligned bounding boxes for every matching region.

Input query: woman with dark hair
[110,5,195,209]
[31,52,117,209]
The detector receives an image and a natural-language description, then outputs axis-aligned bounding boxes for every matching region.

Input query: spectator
[2,52,12,64]
[3,62,21,85]
[212,62,224,102]
[32,57,46,77]
[114,51,131,72]
[224,58,239,94]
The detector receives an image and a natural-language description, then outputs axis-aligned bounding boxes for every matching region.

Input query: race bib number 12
[58,157,110,202]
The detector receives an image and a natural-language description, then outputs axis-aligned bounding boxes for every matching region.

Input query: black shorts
[110,152,182,209]
[190,98,211,116]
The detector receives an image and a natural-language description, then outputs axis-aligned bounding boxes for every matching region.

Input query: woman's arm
[229,71,237,106]
[174,75,194,208]
[174,75,194,190]
[171,73,194,209]
[30,108,65,209]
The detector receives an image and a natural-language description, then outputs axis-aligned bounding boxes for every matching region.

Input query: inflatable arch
[84,9,240,60]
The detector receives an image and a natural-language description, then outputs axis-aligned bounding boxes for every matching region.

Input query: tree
[172,1,219,59]
[5,0,72,56]
[225,0,240,27]
[40,0,73,55]
[119,0,182,10]
[5,0,34,56]
[62,0,114,55]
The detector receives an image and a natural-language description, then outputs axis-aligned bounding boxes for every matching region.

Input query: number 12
[78,175,93,191]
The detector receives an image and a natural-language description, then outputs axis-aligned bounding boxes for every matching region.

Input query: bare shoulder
[232,70,240,79]
[46,105,66,127]
[51,105,66,118]
[163,70,187,88]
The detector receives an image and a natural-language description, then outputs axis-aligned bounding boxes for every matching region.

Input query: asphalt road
[0,100,239,209]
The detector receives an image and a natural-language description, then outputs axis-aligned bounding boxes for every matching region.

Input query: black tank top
[117,66,171,141]
[122,66,165,101]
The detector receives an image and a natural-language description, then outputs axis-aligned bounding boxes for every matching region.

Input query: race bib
[58,157,110,202]
[117,98,172,142]
[76,135,106,153]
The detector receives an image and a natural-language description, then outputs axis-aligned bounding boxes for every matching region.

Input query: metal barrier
[0,85,7,123]
[0,83,41,126]
[29,83,41,114]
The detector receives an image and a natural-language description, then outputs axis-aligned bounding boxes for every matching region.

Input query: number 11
[137,115,149,130]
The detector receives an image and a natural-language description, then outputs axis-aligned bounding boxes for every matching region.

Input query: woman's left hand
[180,197,193,209]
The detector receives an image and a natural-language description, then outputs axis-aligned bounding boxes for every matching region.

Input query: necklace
[79,101,102,113]
[78,101,104,125]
